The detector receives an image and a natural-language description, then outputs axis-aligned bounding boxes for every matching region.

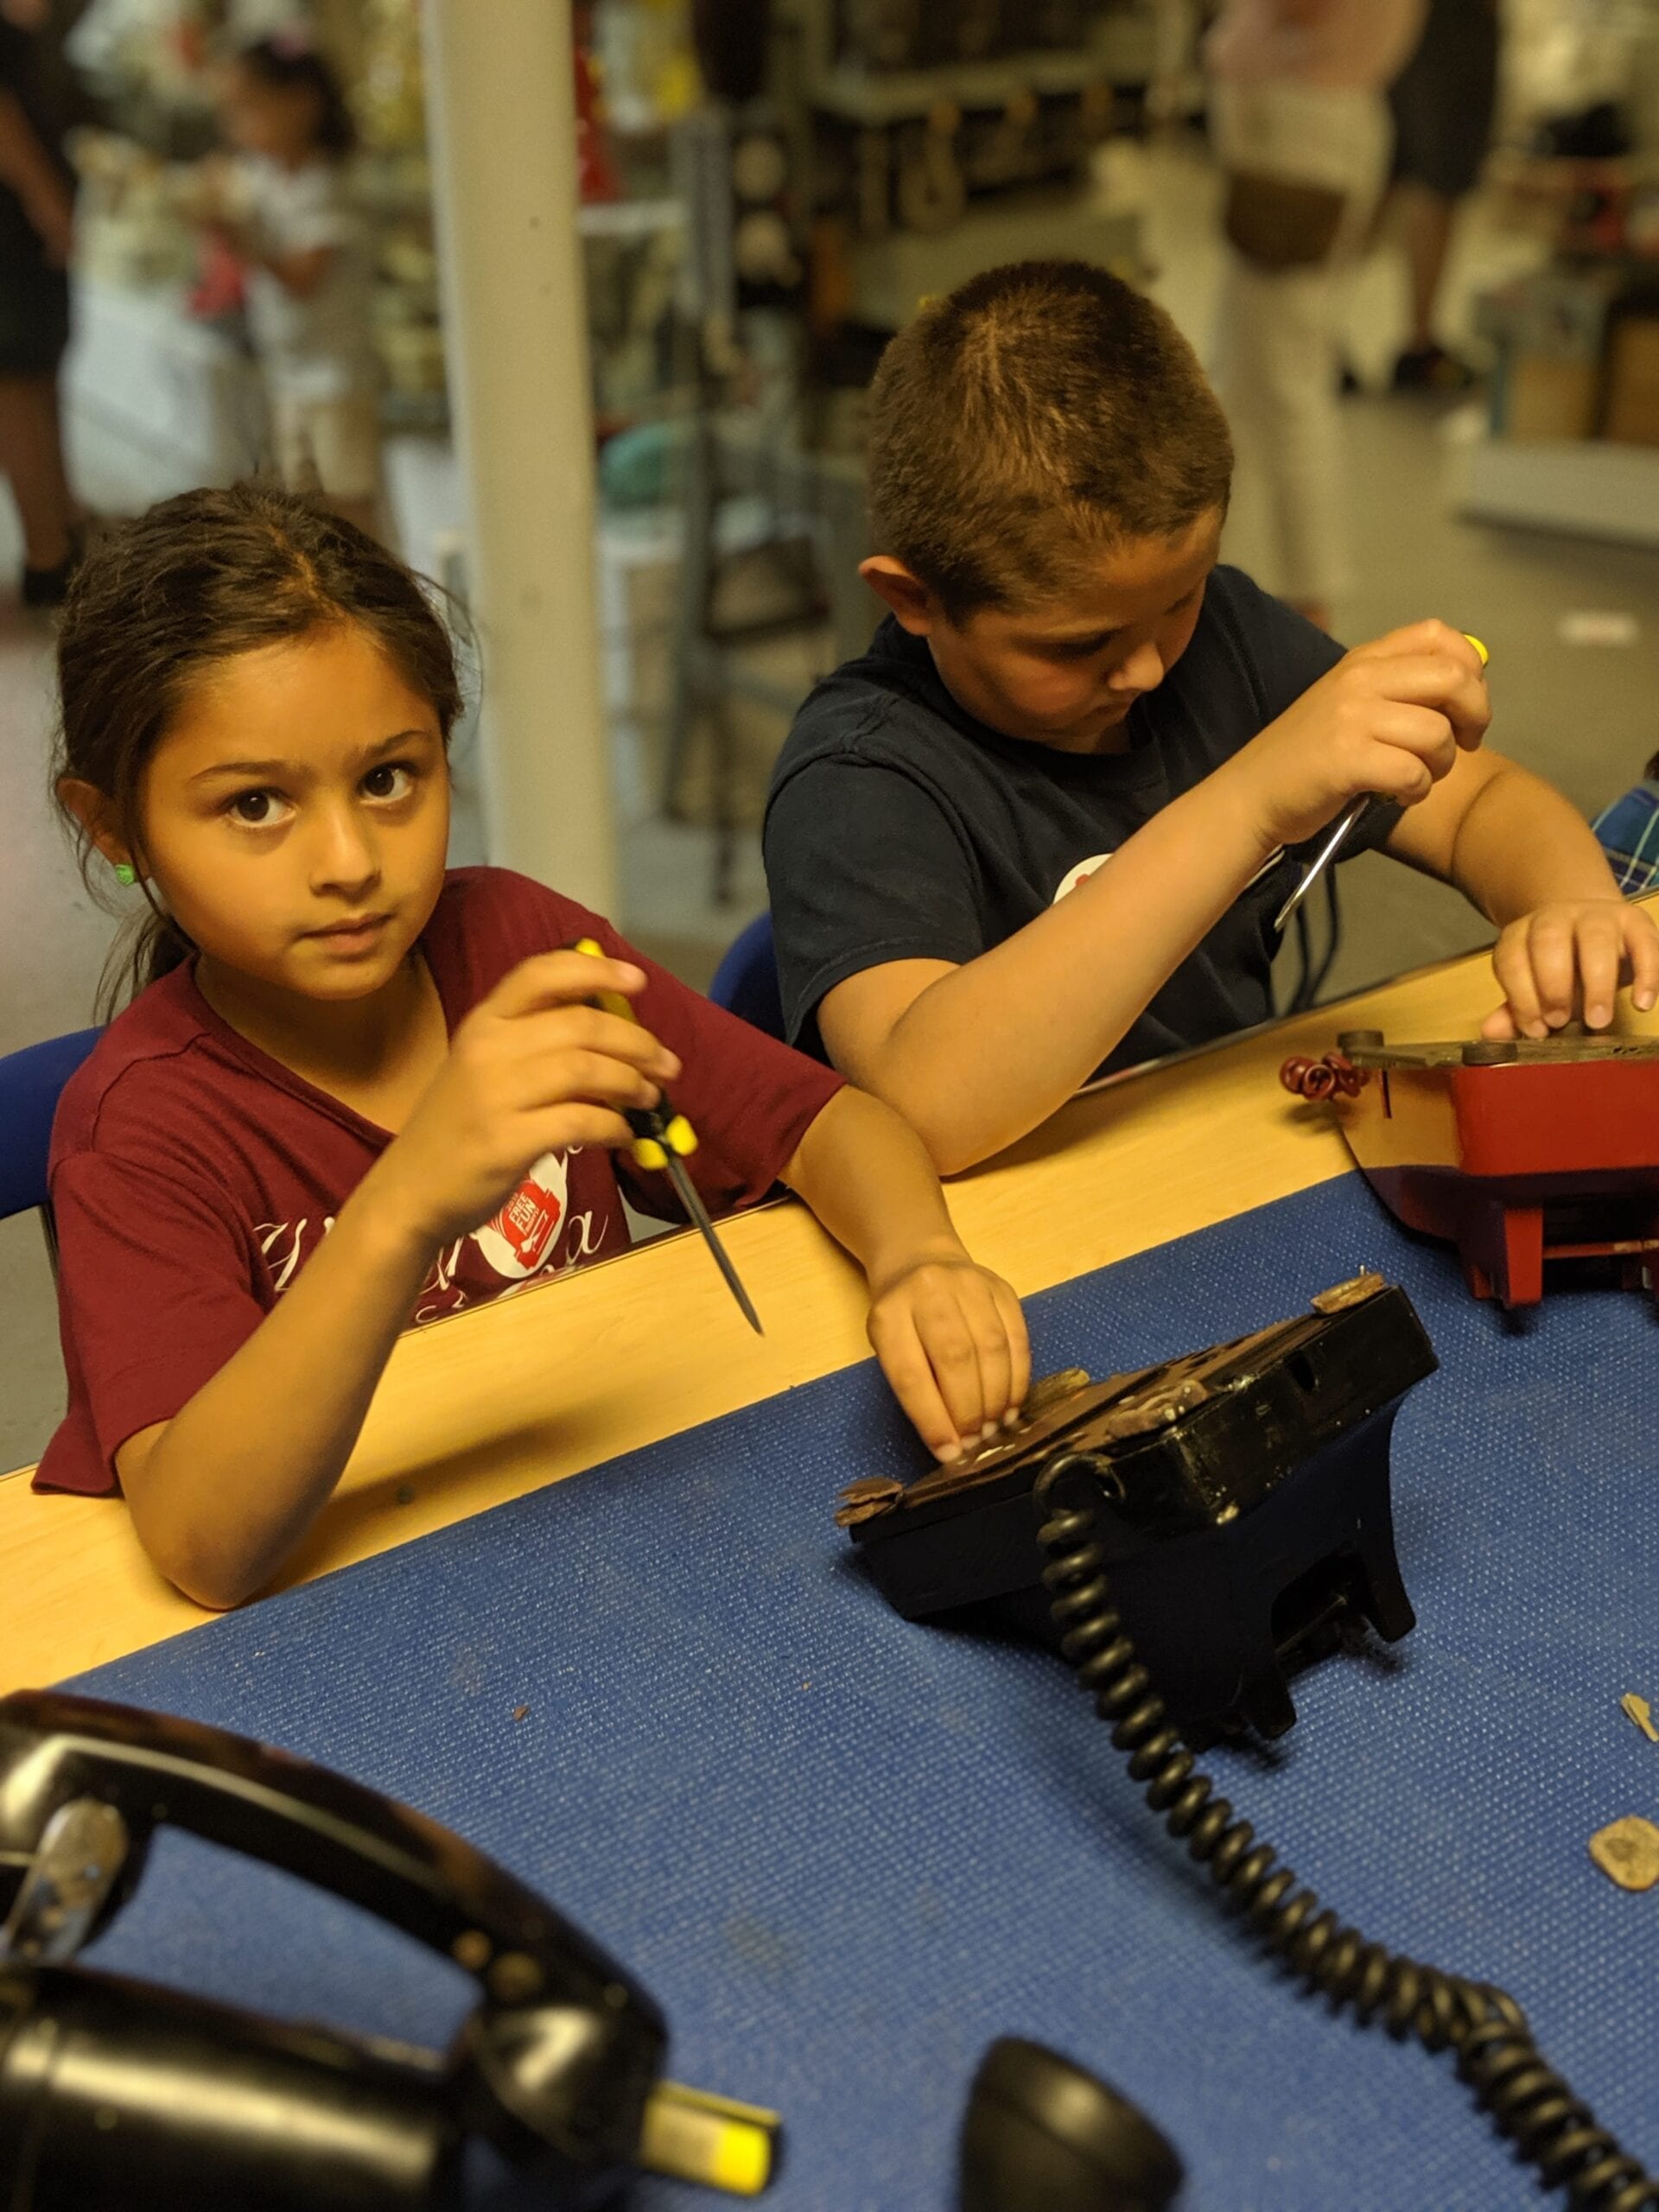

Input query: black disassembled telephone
[0,1690,776,2210]
[839,1272,1659,2211]
[839,1269,1433,1740]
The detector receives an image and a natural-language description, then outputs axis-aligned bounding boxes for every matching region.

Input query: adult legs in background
[1213,257,1343,632]
[1386,0,1501,389]
[0,373,71,569]
[1210,80,1392,632]
[1395,179,1459,359]
[0,250,76,597]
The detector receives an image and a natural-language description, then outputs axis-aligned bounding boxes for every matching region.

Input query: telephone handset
[0,1689,774,2209]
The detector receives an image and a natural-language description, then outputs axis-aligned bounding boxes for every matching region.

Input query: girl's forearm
[124,1166,436,1609]
[784,1087,966,1287]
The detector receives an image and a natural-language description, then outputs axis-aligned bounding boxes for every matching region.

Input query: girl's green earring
[113,861,137,887]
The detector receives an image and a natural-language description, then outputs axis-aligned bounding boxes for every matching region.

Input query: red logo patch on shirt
[473,1150,570,1280]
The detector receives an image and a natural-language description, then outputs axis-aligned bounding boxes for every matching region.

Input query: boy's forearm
[126,1173,436,1608]
[784,1087,966,1285]
[1439,760,1620,925]
[846,766,1278,1173]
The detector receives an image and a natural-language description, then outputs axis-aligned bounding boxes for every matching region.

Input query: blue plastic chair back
[709,912,786,1040]
[0,1028,102,1222]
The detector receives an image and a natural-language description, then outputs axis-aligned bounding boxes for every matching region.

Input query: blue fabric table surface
[67,1174,1659,2211]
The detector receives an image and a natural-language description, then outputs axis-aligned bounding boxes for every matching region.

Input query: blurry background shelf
[1454,432,1659,547]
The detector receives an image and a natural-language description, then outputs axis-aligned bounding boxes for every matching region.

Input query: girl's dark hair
[236,33,357,157]
[54,483,464,1016]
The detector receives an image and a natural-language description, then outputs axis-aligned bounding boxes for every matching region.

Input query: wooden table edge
[7,911,1652,1692]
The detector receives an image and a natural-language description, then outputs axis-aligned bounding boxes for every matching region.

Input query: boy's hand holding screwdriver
[1227,619,1659,1037]
[1228,620,1491,854]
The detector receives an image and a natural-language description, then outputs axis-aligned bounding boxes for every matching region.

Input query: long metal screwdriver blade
[665,1154,765,1335]
[1274,797,1368,935]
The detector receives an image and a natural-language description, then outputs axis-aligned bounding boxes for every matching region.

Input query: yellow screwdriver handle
[573,938,700,1169]
[574,937,639,1024]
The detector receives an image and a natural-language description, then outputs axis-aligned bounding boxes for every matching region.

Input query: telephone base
[836,1274,1436,1740]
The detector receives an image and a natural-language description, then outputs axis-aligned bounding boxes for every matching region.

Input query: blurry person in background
[0,0,80,608]
[1385,0,1502,391]
[207,29,380,537]
[1205,0,1427,636]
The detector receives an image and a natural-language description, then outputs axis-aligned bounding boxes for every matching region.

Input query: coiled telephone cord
[1034,1453,1658,2212]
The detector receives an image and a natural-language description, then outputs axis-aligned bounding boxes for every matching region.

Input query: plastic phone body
[839,1275,1437,1738]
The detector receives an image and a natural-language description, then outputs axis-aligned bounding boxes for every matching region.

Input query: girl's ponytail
[128,896,194,1013]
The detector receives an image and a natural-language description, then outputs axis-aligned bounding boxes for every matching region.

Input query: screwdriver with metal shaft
[573,939,764,1334]
[1273,632,1491,936]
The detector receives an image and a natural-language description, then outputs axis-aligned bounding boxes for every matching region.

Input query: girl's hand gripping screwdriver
[574,940,764,1334]
[1274,632,1490,935]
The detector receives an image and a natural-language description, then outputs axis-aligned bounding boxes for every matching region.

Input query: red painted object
[1280,1031,1659,1307]
[574,38,621,204]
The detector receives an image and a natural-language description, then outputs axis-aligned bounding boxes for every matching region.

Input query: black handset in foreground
[0,1689,775,2209]
[959,2039,1183,2212]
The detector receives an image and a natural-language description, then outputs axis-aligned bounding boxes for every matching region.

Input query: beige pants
[270,386,383,504]
[1210,80,1394,607]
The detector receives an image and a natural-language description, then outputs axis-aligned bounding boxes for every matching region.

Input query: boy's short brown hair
[866,259,1233,621]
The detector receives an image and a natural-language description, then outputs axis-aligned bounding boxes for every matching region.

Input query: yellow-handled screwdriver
[1274,632,1491,935]
[574,939,764,1334]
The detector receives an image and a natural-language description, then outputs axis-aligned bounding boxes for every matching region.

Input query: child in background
[763,261,1659,1177]
[1384,0,1502,394]
[210,32,380,533]
[37,485,1028,1611]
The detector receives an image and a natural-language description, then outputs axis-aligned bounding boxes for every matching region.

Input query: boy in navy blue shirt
[765,260,1659,1173]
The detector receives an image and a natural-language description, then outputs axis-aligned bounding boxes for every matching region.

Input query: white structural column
[421,0,615,909]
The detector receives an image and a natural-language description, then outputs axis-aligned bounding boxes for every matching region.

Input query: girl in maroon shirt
[41,485,1029,1609]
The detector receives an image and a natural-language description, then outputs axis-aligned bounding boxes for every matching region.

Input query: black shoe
[1390,342,1481,394]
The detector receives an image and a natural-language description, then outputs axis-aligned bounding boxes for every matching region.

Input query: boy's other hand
[1480,899,1659,1039]
[866,1246,1031,1463]
[375,950,683,1249]
[1237,621,1491,851]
